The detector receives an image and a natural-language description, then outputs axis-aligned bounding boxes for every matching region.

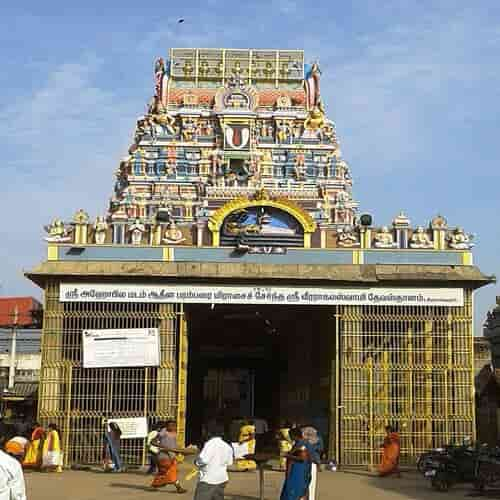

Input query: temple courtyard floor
[24,465,497,500]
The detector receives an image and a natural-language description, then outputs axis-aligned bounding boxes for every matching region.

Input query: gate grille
[38,280,184,466]
[339,290,474,466]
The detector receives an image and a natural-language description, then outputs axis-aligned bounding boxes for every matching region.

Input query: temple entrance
[185,304,335,446]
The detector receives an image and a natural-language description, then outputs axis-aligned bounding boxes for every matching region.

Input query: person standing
[301,426,323,500]
[193,435,233,500]
[280,438,311,500]
[103,420,123,472]
[23,423,45,469]
[0,441,27,500]
[378,425,401,477]
[42,423,63,472]
[151,420,187,493]
[146,422,161,475]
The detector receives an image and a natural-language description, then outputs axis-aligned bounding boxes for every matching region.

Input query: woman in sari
[378,425,401,477]
[235,423,256,471]
[41,423,62,472]
[23,423,45,469]
[302,426,323,500]
[280,442,312,500]
[103,421,123,472]
[151,420,187,493]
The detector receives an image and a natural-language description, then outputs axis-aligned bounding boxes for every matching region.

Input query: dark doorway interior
[185,304,335,447]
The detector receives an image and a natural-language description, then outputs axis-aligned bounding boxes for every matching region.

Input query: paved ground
[24,465,494,500]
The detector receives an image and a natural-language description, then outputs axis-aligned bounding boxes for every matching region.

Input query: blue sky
[1,1,499,333]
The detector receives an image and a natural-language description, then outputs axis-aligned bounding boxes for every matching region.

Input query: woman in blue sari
[280,428,312,500]
[103,420,123,472]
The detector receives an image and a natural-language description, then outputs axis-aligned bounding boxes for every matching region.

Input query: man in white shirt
[194,437,233,500]
[0,446,27,500]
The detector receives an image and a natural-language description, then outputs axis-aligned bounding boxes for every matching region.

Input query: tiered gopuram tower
[33,48,491,468]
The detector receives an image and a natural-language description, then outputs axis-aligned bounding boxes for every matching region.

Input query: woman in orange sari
[151,421,186,493]
[378,425,401,477]
[23,423,45,469]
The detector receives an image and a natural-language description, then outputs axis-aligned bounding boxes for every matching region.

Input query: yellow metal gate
[38,280,186,466]
[339,290,474,466]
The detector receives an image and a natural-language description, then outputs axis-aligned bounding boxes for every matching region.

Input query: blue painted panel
[364,250,462,265]
[59,246,164,261]
[174,247,354,265]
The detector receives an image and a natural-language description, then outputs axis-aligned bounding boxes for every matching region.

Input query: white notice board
[108,417,148,439]
[82,328,160,368]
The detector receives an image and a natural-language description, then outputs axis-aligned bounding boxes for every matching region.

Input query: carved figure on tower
[304,106,327,134]
[181,118,197,142]
[304,62,321,110]
[44,219,72,243]
[163,221,186,244]
[374,226,398,248]
[210,149,226,183]
[294,152,306,181]
[148,96,178,137]
[129,220,146,245]
[154,57,168,106]
[276,121,291,144]
[94,216,108,245]
[409,226,433,249]
[337,227,360,247]
[448,227,474,249]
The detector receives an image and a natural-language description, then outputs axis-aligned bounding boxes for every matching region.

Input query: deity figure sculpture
[409,226,433,249]
[336,191,350,205]
[129,220,146,245]
[163,221,186,244]
[448,227,474,249]
[293,122,302,138]
[261,150,273,163]
[93,216,108,245]
[205,120,214,136]
[154,57,168,105]
[294,152,306,181]
[181,118,197,142]
[199,60,209,77]
[210,149,226,182]
[304,106,326,133]
[323,123,335,143]
[304,61,321,110]
[73,209,89,225]
[148,96,178,136]
[276,121,291,144]
[266,123,274,140]
[337,227,360,247]
[166,159,177,176]
[44,219,72,243]
[374,226,398,248]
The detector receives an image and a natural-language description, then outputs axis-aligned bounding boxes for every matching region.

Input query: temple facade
[27,48,492,468]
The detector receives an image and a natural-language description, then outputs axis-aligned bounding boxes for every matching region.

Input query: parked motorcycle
[419,441,482,492]
[474,446,500,493]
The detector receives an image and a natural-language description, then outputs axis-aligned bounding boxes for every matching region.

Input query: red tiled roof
[0,298,42,327]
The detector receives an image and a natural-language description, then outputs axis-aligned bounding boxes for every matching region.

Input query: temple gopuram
[27,48,493,468]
